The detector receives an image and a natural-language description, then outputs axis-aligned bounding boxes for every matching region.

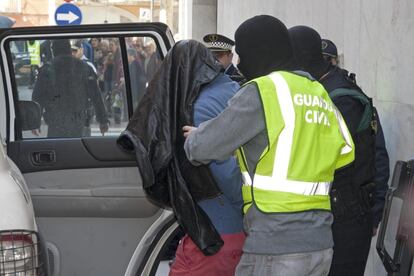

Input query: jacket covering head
[234,15,297,80]
[288,25,330,80]
[117,40,224,255]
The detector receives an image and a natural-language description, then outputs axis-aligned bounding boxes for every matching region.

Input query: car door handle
[31,151,56,165]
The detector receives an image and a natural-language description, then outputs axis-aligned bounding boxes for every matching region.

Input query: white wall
[79,5,138,24]
[191,0,217,41]
[217,1,414,275]
[217,0,414,170]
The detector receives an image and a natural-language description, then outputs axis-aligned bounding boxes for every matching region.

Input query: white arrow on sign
[56,11,79,24]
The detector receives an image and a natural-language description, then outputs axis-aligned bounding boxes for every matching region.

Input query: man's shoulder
[204,73,239,93]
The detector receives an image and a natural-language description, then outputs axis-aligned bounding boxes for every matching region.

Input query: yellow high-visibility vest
[27,41,40,66]
[237,71,354,214]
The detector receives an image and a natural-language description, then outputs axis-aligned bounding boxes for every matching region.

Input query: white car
[0,141,43,275]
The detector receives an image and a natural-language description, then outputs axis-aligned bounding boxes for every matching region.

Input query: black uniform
[371,109,390,228]
[322,66,390,228]
[321,66,377,276]
[225,63,245,83]
[33,55,108,138]
[289,25,390,276]
[321,38,390,229]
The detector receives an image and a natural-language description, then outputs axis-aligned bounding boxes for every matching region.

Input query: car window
[8,36,162,139]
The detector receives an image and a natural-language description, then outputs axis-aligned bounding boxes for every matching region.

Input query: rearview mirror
[19,100,41,131]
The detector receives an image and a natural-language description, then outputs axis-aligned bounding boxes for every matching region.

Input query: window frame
[0,25,170,143]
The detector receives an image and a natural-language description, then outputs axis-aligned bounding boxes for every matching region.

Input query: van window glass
[8,36,161,139]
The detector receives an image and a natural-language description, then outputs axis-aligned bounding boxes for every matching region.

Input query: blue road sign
[55,3,82,26]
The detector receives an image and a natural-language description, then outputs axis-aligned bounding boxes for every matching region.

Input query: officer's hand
[372,227,378,237]
[100,123,109,136]
[183,126,197,138]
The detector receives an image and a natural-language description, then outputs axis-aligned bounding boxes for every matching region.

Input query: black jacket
[32,55,108,137]
[117,40,224,255]
[225,64,246,84]
[371,107,390,227]
[321,66,376,221]
[322,67,390,226]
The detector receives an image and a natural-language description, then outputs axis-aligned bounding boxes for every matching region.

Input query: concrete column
[191,0,217,41]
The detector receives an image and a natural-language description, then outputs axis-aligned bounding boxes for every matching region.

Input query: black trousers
[329,212,373,276]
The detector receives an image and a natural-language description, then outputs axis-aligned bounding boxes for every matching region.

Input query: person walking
[32,39,108,138]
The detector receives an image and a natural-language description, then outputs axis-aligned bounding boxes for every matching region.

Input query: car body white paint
[0,140,37,232]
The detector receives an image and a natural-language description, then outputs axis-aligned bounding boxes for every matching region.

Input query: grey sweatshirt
[184,80,333,255]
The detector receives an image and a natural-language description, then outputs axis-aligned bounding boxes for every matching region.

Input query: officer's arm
[333,96,363,136]
[184,83,265,165]
[372,108,390,227]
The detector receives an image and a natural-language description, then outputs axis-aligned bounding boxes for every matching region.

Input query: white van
[0,140,43,275]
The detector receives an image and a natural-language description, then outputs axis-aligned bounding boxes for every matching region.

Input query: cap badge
[209,34,219,42]
[321,40,328,50]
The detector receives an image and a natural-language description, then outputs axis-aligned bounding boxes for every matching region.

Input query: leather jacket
[117,40,224,255]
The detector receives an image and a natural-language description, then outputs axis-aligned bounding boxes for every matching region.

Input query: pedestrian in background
[32,39,108,138]
[127,48,147,109]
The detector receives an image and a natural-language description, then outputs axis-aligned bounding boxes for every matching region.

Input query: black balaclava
[234,15,298,81]
[288,25,330,80]
[51,39,71,57]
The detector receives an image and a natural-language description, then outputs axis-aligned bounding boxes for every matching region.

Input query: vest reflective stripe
[336,109,353,165]
[237,71,355,214]
[267,72,296,183]
[241,186,330,214]
[241,171,330,196]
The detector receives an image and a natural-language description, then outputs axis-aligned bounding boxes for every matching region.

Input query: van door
[0,23,175,276]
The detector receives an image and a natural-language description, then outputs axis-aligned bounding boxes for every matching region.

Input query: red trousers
[169,232,246,276]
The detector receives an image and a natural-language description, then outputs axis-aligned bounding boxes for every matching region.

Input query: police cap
[321,39,338,58]
[203,33,234,52]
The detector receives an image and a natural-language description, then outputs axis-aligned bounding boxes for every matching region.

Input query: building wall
[79,5,139,24]
[217,1,414,275]
[191,0,217,41]
[217,0,414,171]
[1,0,49,26]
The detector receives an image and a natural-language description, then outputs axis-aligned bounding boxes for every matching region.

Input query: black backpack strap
[330,88,374,133]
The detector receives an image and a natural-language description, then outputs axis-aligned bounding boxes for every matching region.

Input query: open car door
[377,160,414,276]
[0,23,180,276]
